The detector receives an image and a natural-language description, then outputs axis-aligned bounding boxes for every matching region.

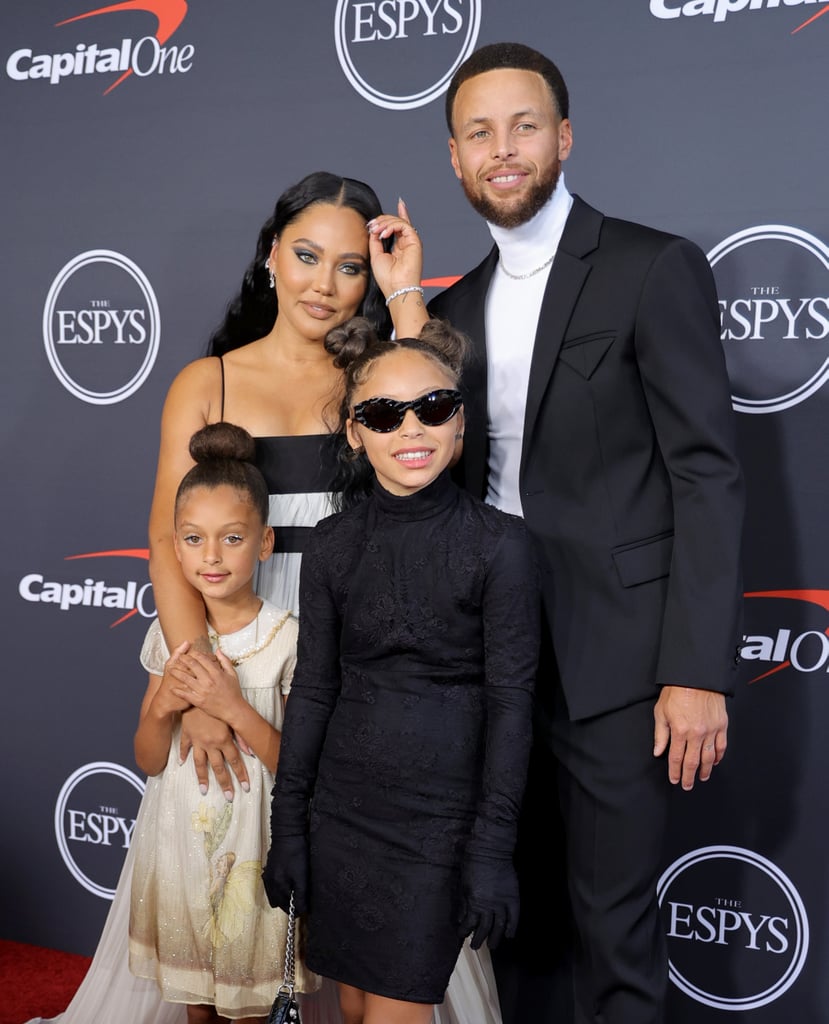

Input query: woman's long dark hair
[325,317,468,509]
[208,172,392,356]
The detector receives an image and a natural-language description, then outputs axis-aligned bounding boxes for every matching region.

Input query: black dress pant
[493,688,669,1024]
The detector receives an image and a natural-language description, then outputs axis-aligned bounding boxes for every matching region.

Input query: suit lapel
[521,197,603,474]
[455,248,497,367]
[442,248,498,498]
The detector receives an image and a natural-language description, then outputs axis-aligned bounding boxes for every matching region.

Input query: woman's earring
[264,258,275,290]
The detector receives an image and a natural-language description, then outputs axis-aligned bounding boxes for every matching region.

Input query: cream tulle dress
[128,602,320,1018]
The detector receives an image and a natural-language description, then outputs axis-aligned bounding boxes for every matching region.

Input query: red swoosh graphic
[747,661,791,683]
[65,548,149,560]
[56,0,188,93]
[109,608,140,627]
[792,3,829,32]
[422,276,462,289]
[744,588,829,612]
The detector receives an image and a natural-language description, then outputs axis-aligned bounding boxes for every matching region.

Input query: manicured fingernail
[224,789,234,802]
[199,784,208,795]
[241,781,250,792]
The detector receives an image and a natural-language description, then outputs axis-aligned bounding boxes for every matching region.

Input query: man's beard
[462,160,561,229]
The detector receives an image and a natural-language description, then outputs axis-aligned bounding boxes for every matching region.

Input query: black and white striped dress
[253,434,338,616]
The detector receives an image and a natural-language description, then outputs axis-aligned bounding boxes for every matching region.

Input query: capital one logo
[43,250,160,404]
[55,761,145,899]
[742,589,829,682]
[334,0,481,109]
[6,1,192,94]
[658,846,809,1010]
[649,0,829,31]
[709,226,829,413]
[19,548,155,627]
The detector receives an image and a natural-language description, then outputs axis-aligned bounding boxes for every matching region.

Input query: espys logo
[742,589,829,682]
[56,761,144,899]
[708,226,829,413]
[19,548,155,627]
[658,846,809,1011]
[649,0,829,30]
[6,0,192,95]
[43,250,160,405]
[334,0,481,109]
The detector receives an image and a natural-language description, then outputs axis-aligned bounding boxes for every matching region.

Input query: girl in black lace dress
[263,318,539,1024]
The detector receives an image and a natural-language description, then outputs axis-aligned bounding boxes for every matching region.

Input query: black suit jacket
[429,196,744,720]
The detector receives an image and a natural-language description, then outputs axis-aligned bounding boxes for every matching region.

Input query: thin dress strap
[217,355,225,421]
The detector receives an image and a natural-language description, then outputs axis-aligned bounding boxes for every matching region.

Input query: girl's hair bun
[188,422,257,465]
[325,316,380,370]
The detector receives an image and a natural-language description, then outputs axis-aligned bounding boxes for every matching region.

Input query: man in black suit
[429,42,744,1024]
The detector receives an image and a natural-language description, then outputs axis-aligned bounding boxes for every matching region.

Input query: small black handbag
[267,892,302,1024]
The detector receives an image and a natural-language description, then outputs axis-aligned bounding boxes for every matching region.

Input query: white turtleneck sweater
[484,177,573,516]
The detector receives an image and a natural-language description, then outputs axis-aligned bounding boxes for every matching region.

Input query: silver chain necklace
[499,251,555,280]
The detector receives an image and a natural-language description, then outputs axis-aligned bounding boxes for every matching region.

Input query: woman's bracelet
[385,285,425,307]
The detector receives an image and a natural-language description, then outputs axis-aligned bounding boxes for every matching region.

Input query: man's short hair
[445,42,569,134]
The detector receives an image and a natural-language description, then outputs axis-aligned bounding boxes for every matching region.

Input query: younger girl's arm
[134,642,192,776]
[168,650,282,775]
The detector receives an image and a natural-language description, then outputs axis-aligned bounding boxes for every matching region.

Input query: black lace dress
[271,471,539,1003]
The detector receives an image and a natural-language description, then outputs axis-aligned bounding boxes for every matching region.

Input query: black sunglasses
[352,389,463,433]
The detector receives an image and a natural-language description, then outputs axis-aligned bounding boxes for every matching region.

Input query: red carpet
[0,940,91,1024]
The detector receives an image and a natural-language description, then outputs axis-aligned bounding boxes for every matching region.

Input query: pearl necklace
[207,604,290,666]
[499,251,555,280]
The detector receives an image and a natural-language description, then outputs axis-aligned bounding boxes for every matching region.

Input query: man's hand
[653,685,728,790]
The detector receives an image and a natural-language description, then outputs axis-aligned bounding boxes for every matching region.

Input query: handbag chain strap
[282,890,296,991]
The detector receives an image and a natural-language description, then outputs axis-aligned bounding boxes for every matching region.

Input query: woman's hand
[179,707,251,798]
[367,198,424,308]
[174,650,252,798]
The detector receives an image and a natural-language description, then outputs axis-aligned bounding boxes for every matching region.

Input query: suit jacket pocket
[558,331,615,379]
[611,531,673,587]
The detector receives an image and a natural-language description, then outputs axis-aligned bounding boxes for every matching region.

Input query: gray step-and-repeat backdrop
[2,2,827,1020]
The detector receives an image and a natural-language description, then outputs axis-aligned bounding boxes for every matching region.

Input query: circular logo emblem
[334,0,481,110]
[55,761,145,899]
[658,845,809,1011]
[708,226,829,414]
[43,249,160,404]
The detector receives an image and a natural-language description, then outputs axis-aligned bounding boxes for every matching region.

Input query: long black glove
[456,519,537,950]
[261,831,310,916]
[458,849,520,950]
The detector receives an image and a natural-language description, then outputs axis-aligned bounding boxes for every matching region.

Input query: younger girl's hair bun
[188,422,257,465]
[325,316,381,370]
